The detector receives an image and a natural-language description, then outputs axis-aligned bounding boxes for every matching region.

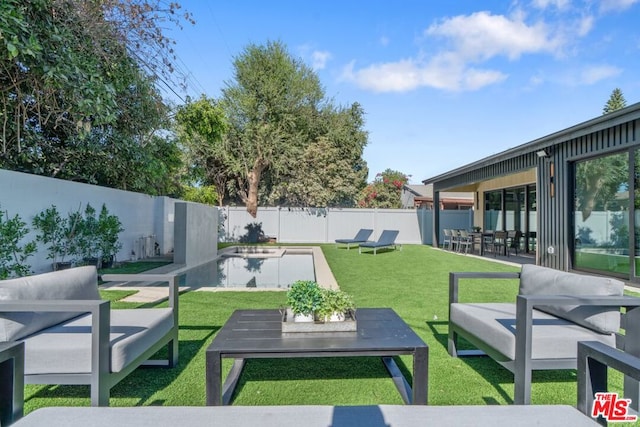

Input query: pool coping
[103,245,338,302]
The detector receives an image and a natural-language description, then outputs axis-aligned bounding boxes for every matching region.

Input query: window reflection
[574,152,629,275]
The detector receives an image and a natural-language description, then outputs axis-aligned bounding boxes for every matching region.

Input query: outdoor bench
[448,264,640,405]
[0,266,179,406]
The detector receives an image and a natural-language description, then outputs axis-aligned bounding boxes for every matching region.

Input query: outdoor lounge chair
[358,230,401,255]
[335,228,373,250]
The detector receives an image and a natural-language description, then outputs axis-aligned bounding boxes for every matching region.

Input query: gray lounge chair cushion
[23,307,174,374]
[0,266,100,341]
[450,302,615,360]
[519,264,623,334]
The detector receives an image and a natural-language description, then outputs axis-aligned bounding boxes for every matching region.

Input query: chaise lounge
[335,228,373,250]
[0,266,179,406]
[358,230,401,255]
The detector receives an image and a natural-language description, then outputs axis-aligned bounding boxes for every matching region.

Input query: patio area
[19,244,634,413]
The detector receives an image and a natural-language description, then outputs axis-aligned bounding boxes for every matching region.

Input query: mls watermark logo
[591,392,638,423]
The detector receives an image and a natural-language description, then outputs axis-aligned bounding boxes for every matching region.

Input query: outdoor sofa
[15,307,640,425]
[448,264,640,405]
[4,337,619,426]
[0,266,179,406]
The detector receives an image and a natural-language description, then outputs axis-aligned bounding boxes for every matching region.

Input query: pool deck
[103,246,338,303]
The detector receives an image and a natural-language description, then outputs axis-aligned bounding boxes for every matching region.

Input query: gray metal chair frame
[449,229,460,252]
[448,271,640,405]
[507,230,523,256]
[578,341,640,425]
[0,341,24,426]
[457,230,473,254]
[442,229,453,250]
[490,231,508,256]
[1,274,179,406]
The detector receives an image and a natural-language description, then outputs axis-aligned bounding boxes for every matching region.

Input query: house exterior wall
[426,103,640,275]
[474,169,537,229]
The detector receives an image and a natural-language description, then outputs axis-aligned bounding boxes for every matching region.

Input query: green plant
[32,205,66,264]
[97,204,124,265]
[316,288,355,320]
[32,204,83,268]
[286,280,323,316]
[77,203,101,262]
[0,206,36,279]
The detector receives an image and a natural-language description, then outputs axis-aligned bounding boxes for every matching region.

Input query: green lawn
[22,245,632,411]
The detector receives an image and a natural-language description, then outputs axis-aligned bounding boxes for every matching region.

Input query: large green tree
[221,40,324,217]
[176,96,229,205]
[221,40,368,216]
[268,103,368,207]
[0,0,190,194]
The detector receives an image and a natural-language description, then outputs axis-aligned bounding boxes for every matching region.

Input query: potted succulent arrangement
[286,280,323,322]
[316,288,355,322]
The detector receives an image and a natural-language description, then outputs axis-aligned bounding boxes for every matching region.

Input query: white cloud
[379,36,390,47]
[531,0,571,10]
[311,50,331,70]
[341,11,558,92]
[576,15,594,36]
[425,11,563,60]
[577,65,622,84]
[340,54,507,93]
[599,0,639,12]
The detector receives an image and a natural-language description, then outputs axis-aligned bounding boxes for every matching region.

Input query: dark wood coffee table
[205,308,428,406]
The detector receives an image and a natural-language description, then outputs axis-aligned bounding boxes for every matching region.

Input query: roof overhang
[422,102,640,185]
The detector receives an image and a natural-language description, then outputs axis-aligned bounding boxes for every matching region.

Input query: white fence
[220,206,473,245]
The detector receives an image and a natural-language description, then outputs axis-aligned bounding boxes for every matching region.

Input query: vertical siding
[538,118,639,271]
[431,114,640,273]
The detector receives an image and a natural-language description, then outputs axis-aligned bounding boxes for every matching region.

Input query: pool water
[178,253,315,289]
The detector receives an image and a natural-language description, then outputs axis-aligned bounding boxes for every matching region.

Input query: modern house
[423,102,640,284]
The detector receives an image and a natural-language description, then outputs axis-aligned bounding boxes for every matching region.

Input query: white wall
[0,169,177,273]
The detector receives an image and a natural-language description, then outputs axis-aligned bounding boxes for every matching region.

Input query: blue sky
[165,0,640,184]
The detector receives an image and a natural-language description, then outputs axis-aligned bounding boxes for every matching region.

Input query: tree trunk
[242,160,266,218]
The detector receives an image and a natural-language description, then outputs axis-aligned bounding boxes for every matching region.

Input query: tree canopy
[204,40,368,216]
[602,88,627,114]
[0,0,191,195]
[358,169,410,208]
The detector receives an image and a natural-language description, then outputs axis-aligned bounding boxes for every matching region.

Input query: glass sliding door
[484,191,502,232]
[574,152,630,276]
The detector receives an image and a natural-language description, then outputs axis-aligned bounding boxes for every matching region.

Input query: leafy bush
[0,206,36,279]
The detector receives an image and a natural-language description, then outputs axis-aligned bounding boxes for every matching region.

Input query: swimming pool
[178,248,316,289]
